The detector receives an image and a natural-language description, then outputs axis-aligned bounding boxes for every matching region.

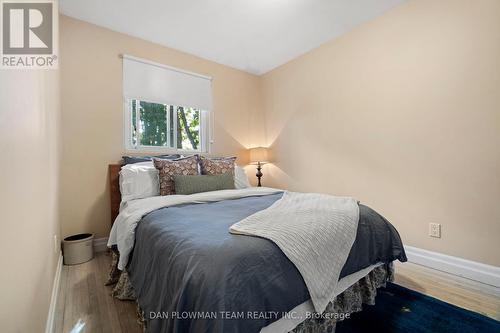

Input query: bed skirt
[106,248,394,333]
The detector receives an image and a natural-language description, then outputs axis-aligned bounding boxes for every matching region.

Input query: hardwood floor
[394,261,500,321]
[55,252,500,333]
[54,252,142,333]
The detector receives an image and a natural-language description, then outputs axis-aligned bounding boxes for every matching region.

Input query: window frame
[123,96,211,154]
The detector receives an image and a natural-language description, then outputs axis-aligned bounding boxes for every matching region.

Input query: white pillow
[119,161,159,202]
[234,166,251,189]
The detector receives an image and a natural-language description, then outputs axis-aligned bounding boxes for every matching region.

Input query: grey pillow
[173,173,235,195]
[122,154,181,165]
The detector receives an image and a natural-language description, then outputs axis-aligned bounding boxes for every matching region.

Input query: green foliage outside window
[131,99,201,150]
[177,106,200,150]
[139,101,168,146]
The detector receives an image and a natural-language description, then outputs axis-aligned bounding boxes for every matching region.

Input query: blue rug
[336,282,500,333]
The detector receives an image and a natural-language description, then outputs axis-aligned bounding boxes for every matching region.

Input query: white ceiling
[59,0,406,75]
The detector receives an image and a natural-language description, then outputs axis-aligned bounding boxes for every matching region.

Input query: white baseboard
[94,237,109,253]
[45,252,63,333]
[404,245,500,288]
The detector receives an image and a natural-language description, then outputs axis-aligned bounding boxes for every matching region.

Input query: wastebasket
[62,233,94,265]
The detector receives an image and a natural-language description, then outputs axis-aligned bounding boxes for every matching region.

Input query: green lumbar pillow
[173,173,235,195]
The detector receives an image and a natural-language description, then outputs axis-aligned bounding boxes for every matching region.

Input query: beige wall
[0,70,61,331]
[60,16,264,239]
[261,0,500,266]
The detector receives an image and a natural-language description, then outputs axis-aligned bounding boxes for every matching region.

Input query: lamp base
[256,162,263,187]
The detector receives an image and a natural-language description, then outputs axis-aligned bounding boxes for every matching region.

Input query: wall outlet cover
[429,223,441,238]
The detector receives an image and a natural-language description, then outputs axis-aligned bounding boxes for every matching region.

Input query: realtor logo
[1,0,58,68]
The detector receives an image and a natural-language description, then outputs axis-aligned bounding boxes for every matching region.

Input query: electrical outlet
[429,223,441,238]
[54,235,59,253]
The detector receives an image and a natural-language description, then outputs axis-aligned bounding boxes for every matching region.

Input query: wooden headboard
[109,164,122,225]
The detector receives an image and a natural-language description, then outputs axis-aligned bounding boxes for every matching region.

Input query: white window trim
[123,97,212,154]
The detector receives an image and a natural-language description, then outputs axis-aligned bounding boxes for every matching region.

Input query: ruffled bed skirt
[106,248,394,333]
[290,263,393,333]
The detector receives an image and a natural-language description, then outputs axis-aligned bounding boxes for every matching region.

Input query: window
[122,55,212,153]
[127,99,208,151]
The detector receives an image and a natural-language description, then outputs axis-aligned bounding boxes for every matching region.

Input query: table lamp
[249,147,269,187]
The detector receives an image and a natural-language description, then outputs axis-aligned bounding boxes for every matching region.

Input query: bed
[106,162,407,333]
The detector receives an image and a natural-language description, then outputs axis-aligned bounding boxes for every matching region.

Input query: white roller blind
[122,55,213,111]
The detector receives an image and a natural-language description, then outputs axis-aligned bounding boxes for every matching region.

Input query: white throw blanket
[108,187,283,270]
[230,191,359,313]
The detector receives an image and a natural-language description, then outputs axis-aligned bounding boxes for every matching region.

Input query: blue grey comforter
[128,193,406,333]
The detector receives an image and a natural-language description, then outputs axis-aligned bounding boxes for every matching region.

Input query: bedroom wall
[59,16,264,239]
[0,71,61,331]
[260,0,500,266]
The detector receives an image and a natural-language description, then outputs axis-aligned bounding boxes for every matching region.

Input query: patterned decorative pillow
[153,156,199,195]
[199,156,237,175]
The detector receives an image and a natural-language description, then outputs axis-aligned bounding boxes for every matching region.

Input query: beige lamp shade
[249,147,269,164]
